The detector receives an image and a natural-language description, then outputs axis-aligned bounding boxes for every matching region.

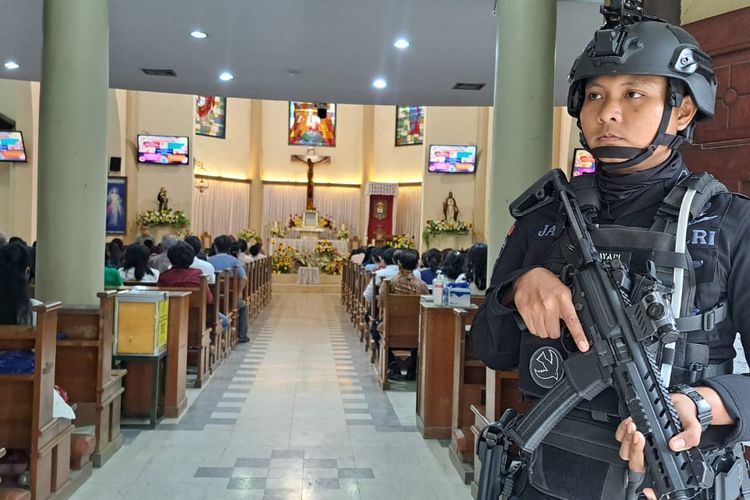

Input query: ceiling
[0,0,604,107]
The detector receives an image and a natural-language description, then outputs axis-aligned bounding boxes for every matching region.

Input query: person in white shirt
[185,235,216,284]
[119,244,160,283]
[237,239,253,264]
[363,247,399,304]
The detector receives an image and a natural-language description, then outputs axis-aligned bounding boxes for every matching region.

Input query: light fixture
[195,177,209,194]
[4,61,19,70]
[372,78,387,89]
[393,38,410,50]
[219,72,234,81]
[190,30,208,39]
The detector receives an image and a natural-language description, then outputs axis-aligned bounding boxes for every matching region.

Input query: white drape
[262,183,361,239]
[395,185,422,241]
[192,178,250,239]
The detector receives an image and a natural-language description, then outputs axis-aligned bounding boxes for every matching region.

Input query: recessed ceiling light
[4,61,19,70]
[219,72,234,81]
[393,38,410,50]
[190,30,207,39]
[372,78,387,89]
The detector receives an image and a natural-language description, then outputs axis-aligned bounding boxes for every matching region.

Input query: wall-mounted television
[0,131,27,162]
[571,148,595,176]
[137,135,189,165]
[427,145,477,174]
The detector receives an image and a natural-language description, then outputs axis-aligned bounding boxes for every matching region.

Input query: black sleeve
[700,199,750,445]
[469,213,555,370]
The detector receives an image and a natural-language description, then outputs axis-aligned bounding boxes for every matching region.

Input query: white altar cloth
[271,238,348,255]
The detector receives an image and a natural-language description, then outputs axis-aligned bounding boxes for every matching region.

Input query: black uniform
[470,152,750,499]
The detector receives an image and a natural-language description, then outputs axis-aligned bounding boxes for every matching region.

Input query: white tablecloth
[271,238,348,255]
[297,266,321,285]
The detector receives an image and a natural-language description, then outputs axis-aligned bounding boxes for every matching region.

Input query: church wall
[371,105,424,183]
[681,0,750,23]
[0,79,38,243]
[260,100,363,185]
[421,106,482,251]
[133,91,194,227]
[194,97,252,179]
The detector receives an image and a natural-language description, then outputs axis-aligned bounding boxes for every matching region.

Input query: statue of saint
[443,191,459,221]
[157,187,169,212]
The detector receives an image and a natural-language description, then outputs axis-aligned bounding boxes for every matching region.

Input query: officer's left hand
[615,393,704,500]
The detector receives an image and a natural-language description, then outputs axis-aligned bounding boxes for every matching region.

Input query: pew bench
[55,291,125,467]
[0,303,90,500]
[378,284,420,390]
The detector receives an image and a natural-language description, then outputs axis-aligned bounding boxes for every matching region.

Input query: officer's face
[580,75,697,173]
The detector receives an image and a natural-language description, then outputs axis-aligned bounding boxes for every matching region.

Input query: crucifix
[292,147,330,209]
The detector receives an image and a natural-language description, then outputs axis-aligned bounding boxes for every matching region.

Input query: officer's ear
[675,94,698,133]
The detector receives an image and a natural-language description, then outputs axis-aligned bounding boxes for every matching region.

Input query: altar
[270,238,348,255]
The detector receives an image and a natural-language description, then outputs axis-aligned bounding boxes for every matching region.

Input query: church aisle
[70,293,472,500]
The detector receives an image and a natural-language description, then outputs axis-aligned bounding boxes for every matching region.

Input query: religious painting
[373,200,388,220]
[288,101,336,147]
[195,96,227,138]
[395,105,424,146]
[106,177,127,235]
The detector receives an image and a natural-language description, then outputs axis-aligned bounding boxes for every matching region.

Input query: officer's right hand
[513,267,589,352]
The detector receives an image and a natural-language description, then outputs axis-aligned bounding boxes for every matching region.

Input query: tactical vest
[517,173,735,499]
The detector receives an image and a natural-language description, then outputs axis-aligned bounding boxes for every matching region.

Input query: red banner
[367,194,394,243]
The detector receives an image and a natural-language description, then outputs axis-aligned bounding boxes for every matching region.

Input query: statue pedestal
[427,232,472,251]
[295,227,325,240]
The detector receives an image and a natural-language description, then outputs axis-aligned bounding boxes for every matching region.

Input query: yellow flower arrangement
[422,219,472,246]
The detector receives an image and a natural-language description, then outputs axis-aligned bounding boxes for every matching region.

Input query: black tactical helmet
[567,1,717,171]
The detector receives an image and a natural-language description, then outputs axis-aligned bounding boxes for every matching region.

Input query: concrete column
[486,0,556,270]
[248,100,264,235]
[36,0,109,306]
[473,107,490,241]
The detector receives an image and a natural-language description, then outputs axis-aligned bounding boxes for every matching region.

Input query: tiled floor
[71,293,472,500]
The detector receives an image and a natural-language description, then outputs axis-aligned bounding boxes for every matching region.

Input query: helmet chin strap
[580,95,689,173]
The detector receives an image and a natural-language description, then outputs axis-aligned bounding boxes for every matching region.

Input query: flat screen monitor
[0,131,27,162]
[571,148,595,176]
[427,145,477,174]
[137,135,190,165]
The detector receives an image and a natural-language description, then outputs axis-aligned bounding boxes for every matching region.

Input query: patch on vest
[530,346,564,389]
[598,251,632,268]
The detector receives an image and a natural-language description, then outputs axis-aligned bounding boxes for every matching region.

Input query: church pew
[153,277,212,388]
[448,305,486,484]
[163,291,190,418]
[55,291,125,467]
[378,283,421,390]
[206,272,222,372]
[216,271,232,360]
[227,269,240,350]
[0,302,84,500]
[341,261,350,308]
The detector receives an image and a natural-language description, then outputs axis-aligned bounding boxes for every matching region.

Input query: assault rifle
[476,169,716,500]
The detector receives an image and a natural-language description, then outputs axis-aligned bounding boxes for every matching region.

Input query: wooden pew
[163,291,190,418]
[227,270,240,349]
[0,303,87,500]
[448,305,486,483]
[207,272,222,372]
[56,291,125,467]
[378,283,420,390]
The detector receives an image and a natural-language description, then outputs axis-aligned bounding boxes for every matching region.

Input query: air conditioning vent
[452,82,486,91]
[141,68,177,77]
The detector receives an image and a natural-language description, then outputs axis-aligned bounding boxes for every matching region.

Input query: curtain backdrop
[262,184,360,240]
[192,178,250,239]
[395,185,422,242]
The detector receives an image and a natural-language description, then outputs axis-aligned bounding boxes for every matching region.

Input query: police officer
[471,5,750,499]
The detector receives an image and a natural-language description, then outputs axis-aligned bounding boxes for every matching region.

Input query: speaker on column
[109,156,122,173]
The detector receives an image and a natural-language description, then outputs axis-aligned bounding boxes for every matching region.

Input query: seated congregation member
[119,243,159,283]
[133,224,154,245]
[256,239,266,258]
[248,243,262,261]
[149,234,178,273]
[0,230,7,247]
[363,247,398,304]
[0,243,39,325]
[185,235,215,284]
[208,235,249,343]
[440,250,467,283]
[104,242,123,289]
[237,239,252,264]
[363,247,382,272]
[417,248,441,286]
[464,243,487,296]
[378,249,426,381]
[350,247,366,266]
[158,241,214,303]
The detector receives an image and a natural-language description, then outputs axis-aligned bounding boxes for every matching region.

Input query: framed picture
[303,210,319,227]
[106,177,127,235]
[571,148,596,177]
[395,105,424,146]
[195,96,227,138]
[288,101,336,147]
